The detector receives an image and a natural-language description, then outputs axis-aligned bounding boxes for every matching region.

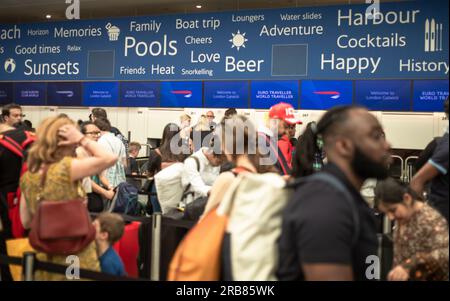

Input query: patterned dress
[20,156,99,281]
[393,203,449,281]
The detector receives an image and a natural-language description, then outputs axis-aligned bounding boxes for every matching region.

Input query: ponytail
[293,121,322,177]
[292,105,358,178]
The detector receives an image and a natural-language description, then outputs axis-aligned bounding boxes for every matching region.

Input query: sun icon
[229,30,248,51]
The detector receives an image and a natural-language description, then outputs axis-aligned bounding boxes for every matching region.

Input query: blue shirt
[98,133,127,187]
[99,247,126,277]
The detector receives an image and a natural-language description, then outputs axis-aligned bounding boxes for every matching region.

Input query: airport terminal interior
[0,0,448,283]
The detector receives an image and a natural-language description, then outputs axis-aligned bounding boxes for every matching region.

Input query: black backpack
[106,182,144,216]
[180,156,209,221]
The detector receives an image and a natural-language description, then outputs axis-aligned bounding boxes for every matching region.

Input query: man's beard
[351,145,389,180]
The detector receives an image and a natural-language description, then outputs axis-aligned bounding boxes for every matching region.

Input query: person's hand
[283,175,291,181]
[388,265,410,281]
[58,124,84,146]
[103,189,115,200]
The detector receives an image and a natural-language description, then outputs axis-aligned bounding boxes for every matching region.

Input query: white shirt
[98,132,126,187]
[155,162,185,214]
[181,148,220,200]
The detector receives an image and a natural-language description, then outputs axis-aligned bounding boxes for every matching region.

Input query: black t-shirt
[277,163,378,281]
[127,157,140,175]
[415,137,441,171]
[428,132,449,222]
[0,129,28,192]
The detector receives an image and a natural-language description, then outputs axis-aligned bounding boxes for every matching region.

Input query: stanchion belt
[90,213,196,229]
[0,253,149,281]
[0,253,22,266]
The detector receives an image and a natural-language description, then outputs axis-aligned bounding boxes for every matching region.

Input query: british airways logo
[313,91,341,99]
[56,90,74,97]
[171,90,192,98]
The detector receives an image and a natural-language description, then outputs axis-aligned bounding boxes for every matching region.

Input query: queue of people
[0,100,448,281]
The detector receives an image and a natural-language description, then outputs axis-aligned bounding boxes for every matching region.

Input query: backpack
[0,130,36,238]
[106,182,142,216]
[111,127,129,156]
[180,156,209,221]
[221,172,290,281]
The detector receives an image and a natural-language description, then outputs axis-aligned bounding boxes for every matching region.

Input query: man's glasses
[207,115,215,118]
[85,131,101,136]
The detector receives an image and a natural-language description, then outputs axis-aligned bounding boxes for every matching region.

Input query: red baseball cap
[269,102,302,125]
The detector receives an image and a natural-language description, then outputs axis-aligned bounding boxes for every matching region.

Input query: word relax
[321,53,381,74]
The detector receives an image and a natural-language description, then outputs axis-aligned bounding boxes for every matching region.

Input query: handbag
[28,166,96,256]
[183,196,208,221]
[168,206,228,281]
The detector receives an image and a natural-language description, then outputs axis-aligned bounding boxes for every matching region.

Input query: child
[127,142,141,175]
[94,213,126,277]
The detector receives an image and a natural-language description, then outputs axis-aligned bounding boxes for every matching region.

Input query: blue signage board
[160,81,202,107]
[251,81,298,109]
[413,80,449,112]
[47,82,82,106]
[14,82,46,105]
[204,81,248,108]
[0,0,447,82]
[0,82,13,104]
[355,80,411,111]
[300,80,353,109]
[82,82,119,106]
[120,82,159,107]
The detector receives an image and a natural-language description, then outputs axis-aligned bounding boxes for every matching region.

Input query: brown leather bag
[28,166,96,256]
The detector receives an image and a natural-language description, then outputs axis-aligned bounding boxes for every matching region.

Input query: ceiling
[0,0,407,24]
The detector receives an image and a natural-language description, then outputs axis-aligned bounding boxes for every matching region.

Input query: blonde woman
[179,114,192,139]
[179,114,193,152]
[191,115,213,152]
[194,115,210,131]
[19,115,117,280]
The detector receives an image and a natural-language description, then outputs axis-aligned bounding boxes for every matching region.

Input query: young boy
[94,213,126,277]
[127,142,141,175]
